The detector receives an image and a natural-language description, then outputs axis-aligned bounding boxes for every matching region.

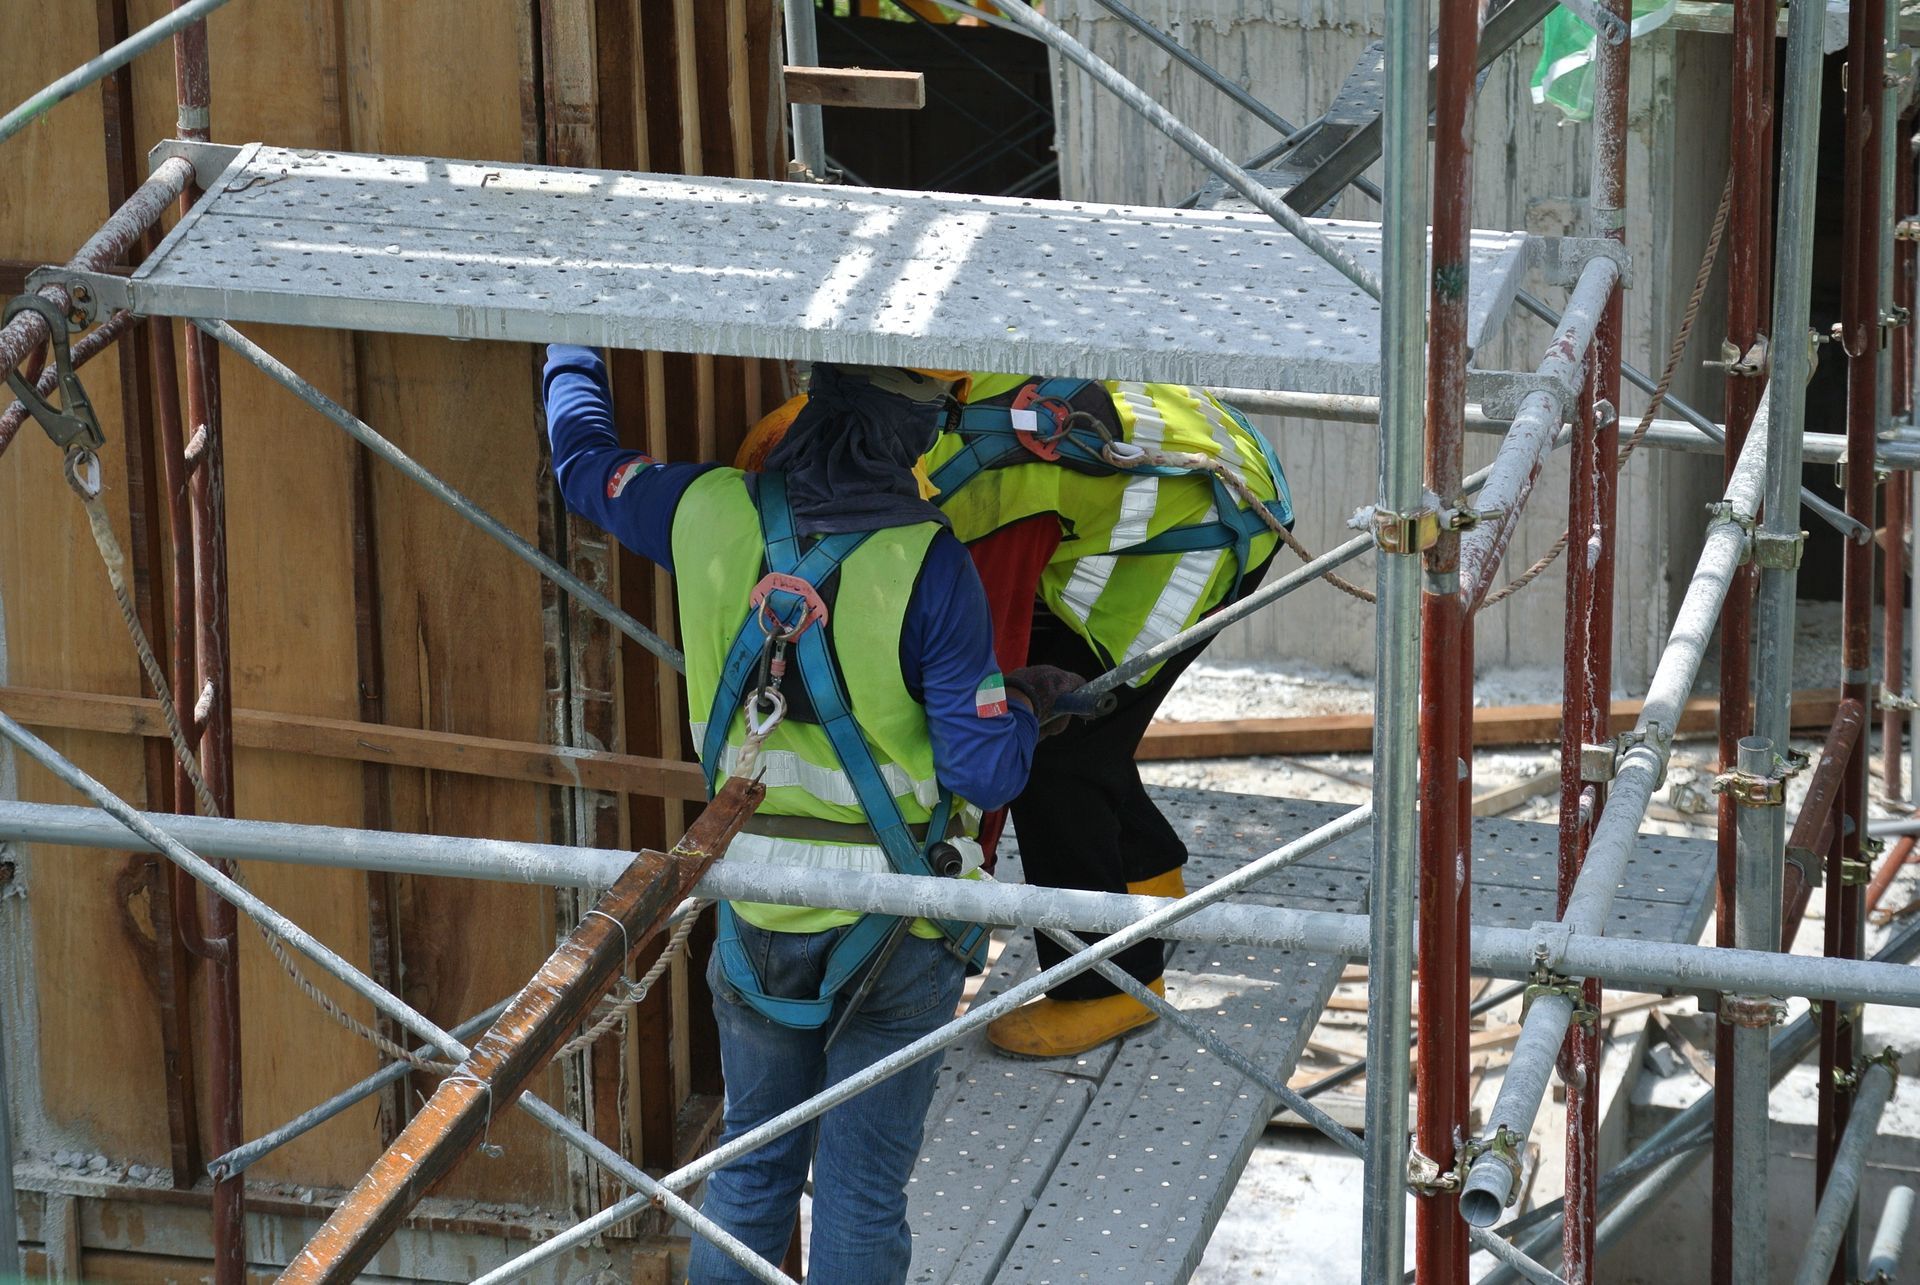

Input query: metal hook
[3,293,105,456]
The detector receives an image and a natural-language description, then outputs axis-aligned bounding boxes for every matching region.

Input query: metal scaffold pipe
[0,0,235,148]
[1458,385,1773,1226]
[17,798,1920,1005]
[923,0,1383,298]
[1727,735,1781,1284]
[0,711,785,1284]
[1363,0,1431,1274]
[1792,1059,1899,1285]
[1865,1185,1915,1280]
[469,804,1376,1285]
[781,0,827,179]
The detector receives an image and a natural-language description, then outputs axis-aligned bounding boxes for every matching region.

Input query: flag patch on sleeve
[974,674,1009,718]
[606,456,656,498]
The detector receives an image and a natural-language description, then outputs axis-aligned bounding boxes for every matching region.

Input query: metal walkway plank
[77,142,1532,393]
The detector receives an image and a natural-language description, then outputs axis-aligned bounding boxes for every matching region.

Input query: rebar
[1794,1059,1899,1285]
[0,0,235,147]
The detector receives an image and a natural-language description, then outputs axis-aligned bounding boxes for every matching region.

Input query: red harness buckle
[1010,384,1075,461]
[751,572,830,641]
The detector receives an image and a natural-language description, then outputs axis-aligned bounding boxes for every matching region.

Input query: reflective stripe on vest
[671,470,969,920]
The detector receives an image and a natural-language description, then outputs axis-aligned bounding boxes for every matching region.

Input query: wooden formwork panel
[0,0,786,1259]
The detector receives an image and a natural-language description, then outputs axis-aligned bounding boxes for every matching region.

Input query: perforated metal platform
[906,787,1716,1284]
[72,141,1534,393]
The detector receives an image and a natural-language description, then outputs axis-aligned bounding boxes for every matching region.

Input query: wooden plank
[1138,689,1845,760]
[783,65,926,109]
[0,685,707,801]
[1470,770,1559,817]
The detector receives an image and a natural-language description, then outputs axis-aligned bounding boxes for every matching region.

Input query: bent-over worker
[544,347,1083,1284]
[743,375,1292,1059]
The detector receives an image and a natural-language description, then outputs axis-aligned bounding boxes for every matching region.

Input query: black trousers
[1007,557,1271,1001]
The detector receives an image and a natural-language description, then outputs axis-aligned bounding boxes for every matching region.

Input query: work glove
[1005,664,1089,737]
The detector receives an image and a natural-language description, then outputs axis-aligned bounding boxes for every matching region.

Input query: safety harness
[925,377,1295,580]
[703,471,991,1030]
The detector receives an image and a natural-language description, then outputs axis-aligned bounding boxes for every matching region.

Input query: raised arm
[542,343,715,571]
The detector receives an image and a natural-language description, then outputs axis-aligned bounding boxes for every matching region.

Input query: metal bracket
[147,137,244,189]
[1718,993,1788,1029]
[1881,687,1920,712]
[1751,528,1808,570]
[1525,233,1635,290]
[1900,217,1920,244]
[1704,334,1770,379]
[3,294,106,456]
[1889,44,1917,93]
[1457,1125,1527,1206]
[1524,967,1599,1026]
[1705,500,1758,558]
[22,266,130,327]
[1785,843,1825,889]
[1527,920,1574,974]
[1578,742,1618,785]
[1841,858,1873,887]
[1364,505,1441,555]
[1407,1146,1460,1195]
[1883,305,1912,332]
[1711,744,1808,807]
[1467,369,1579,420]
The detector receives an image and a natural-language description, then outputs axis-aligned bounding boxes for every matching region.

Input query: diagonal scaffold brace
[280,774,764,1285]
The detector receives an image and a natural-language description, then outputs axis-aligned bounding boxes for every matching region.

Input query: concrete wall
[1048,0,1738,689]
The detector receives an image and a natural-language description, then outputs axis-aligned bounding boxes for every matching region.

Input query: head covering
[763,364,956,535]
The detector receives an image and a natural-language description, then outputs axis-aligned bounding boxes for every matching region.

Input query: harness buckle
[1010,384,1075,461]
[750,572,830,641]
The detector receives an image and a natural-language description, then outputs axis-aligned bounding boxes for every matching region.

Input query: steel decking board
[908,788,1717,1283]
[107,144,1531,393]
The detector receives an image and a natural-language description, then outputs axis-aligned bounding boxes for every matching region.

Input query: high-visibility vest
[925,378,1293,683]
[672,468,981,945]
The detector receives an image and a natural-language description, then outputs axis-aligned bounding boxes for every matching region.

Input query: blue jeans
[688,917,965,1284]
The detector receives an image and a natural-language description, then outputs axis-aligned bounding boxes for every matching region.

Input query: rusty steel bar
[1824,1,1888,1277]
[164,7,246,1280]
[1886,478,1907,796]
[1415,0,1483,1275]
[1783,701,1868,942]
[1712,0,1775,1269]
[1551,7,1629,1274]
[0,153,193,397]
[280,781,762,1285]
[1865,832,1917,915]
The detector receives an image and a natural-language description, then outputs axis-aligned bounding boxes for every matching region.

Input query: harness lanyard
[706,474,987,1031]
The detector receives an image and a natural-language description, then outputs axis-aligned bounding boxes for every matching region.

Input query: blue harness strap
[708,472,989,1029]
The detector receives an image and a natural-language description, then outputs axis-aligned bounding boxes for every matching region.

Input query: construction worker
[742,375,1291,1058]
[542,346,1083,1284]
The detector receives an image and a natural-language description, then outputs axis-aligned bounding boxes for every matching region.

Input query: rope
[71,451,697,1075]
[1481,166,1734,607]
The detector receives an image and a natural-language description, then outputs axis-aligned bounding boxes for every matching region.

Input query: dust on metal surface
[92,143,1530,394]
[906,789,1716,1284]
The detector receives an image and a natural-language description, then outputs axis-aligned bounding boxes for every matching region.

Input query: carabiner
[4,293,106,455]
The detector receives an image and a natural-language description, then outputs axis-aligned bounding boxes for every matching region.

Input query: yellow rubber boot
[1127,868,1187,901]
[986,976,1166,1059]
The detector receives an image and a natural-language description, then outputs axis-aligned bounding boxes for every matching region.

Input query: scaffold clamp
[1882,687,1920,712]
[1357,504,1440,555]
[1457,1126,1527,1204]
[1750,528,1807,571]
[1709,747,1803,807]
[1704,335,1769,379]
[1406,1146,1460,1196]
[3,293,106,457]
[1523,966,1598,1025]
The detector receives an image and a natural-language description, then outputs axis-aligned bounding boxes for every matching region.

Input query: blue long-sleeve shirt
[543,344,1036,810]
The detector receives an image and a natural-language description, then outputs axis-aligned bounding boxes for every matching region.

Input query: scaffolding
[2,0,1919,1281]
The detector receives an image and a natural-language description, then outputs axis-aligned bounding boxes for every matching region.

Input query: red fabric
[963,515,1063,869]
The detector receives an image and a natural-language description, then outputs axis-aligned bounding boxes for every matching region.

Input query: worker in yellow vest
[742,374,1292,1058]
[547,347,1084,1283]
